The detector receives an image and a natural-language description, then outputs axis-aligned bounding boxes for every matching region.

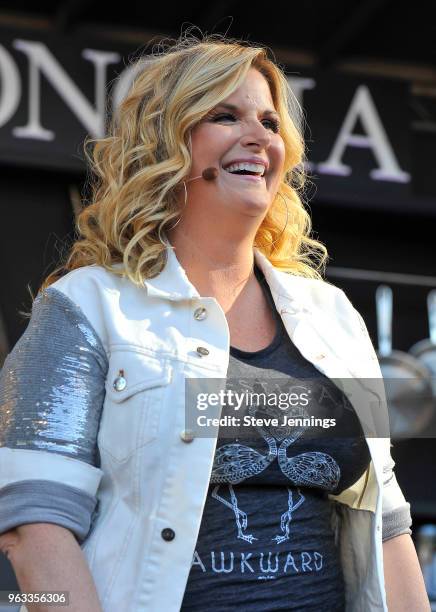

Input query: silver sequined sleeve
[0,286,108,542]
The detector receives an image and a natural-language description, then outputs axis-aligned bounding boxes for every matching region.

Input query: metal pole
[326,266,436,288]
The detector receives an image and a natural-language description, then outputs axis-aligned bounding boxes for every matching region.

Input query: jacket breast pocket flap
[99,353,173,462]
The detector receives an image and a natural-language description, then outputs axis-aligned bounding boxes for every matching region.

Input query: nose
[240,119,272,150]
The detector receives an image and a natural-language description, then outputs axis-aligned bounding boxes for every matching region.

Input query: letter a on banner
[318,84,410,183]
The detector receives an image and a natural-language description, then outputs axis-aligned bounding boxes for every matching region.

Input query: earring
[270,192,289,249]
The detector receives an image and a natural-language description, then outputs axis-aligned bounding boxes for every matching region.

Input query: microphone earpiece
[202,167,219,181]
[185,167,219,183]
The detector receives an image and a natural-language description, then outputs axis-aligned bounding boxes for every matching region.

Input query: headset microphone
[185,167,219,183]
[201,167,219,181]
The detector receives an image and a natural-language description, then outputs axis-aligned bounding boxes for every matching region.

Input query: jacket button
[196,346,209,357]
[161,528,175,541]
[194,307,207,321]
[113,370,127,392]
[180,429,195,443]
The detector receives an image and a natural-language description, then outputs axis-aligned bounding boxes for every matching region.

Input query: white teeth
[224,162,265,176]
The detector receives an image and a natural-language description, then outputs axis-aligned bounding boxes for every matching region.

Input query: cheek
[191,125,234,162]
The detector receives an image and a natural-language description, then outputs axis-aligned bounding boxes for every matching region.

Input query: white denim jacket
[8,244,409,612]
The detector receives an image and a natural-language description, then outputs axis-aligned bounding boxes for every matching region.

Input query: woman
[0,33,429,611]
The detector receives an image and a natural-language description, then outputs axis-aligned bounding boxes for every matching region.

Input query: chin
[241,196,270,215]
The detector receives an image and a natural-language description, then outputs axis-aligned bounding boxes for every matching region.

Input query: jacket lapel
[254,248,383,431]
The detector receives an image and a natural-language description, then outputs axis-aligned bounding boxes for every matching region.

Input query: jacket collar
[143,241,304,308]
[143,243,382,440]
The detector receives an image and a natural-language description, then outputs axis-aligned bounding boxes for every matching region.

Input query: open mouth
[223,162,266,178]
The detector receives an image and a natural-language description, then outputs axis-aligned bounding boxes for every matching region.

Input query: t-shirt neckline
[229,264,283,359]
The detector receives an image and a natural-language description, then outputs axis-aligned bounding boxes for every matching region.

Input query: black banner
[0,27,434,215]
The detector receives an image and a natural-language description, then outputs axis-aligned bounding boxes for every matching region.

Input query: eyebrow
[213,102,280,118]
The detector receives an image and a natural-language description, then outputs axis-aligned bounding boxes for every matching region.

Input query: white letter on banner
[0,45,21,128]
[12,40,120,140]
[286,76,316,172]
[287,76,316,108]
[112,59,149,110]
[317,84,410,183]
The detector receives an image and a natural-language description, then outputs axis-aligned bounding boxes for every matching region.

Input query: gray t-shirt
[180,265,391,611]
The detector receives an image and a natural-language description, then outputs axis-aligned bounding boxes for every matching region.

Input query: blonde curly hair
[38,31,328,296]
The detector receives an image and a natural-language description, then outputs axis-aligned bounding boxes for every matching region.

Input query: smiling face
[185,67,285,224]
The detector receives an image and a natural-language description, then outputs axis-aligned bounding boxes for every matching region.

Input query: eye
[207,112,280,133]
[263,119,280,134]
[209,113,237,123]
[262,118,281,134]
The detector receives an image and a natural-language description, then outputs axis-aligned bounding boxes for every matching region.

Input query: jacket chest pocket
[98,351,173,462]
